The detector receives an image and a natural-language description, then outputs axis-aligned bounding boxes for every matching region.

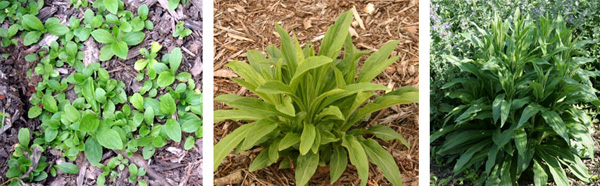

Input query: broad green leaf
[214,123,254,170]
[362,139,403,186]
[159,93,176,115]
[168,0,180,11]
[295,152,319,186]
[299,124,316,155]
[28,106,42,118]
[122,31,145,46]
[500,100,511,127]
[130,93,144,111]
[111,40,128,59]
[144,107,154,124]
[533,159,548,186]
[104,0,118,14]
[538,152,569,186]
[241,119,278,150]
[91,29,115,44]
[18,128,30,146]
[56,162,79,174]
[23,31,42,46]
[99,45,115,61]
[342,135,368,186]
[316,106,344,121]
[85,138,102,165]
[96,128,123,150]
[357,42,400,83]
[45,17,69,36]
[184,136,195,150]
[256,81,294,95]
[278,133,300,151]
[82,78,98,112]
[214,110,270,122]
[492,94,504,123]
[157,71,175,87]
[22,15,44,31]
[330,145,347,184]
[367,125,409,148]
[42,94,58,113]
[518,104,540,128]
[540,111,569,144]
[249,150,273,172]
[318,11,353,59]
[79,112,99,132]
[138,5,149,20]
[169,48,182,73]
[165,119,181,142]
[290,56,334,89]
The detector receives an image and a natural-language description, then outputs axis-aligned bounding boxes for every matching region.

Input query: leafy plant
[214,10,417,186]
[68,0,89,9]
[21,15,69,46]
[5,128,51,185]
[0,0,43,24]
[167,0,189,11]
[432,11,596,185]
[91,28,144,60]
[173,21,192,39]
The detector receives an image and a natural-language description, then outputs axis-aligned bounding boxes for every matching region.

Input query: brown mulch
[213,0,419,185]
[0,0,202,185]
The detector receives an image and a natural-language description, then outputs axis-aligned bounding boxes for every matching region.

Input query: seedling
[5,128,51,185]
[21,15,69,46]
[173,21,192,39]
[214,11,417,186]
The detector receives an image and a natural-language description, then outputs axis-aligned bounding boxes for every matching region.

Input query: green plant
[68,0,89,8]
[91,28,144,60]
[432,11,595,185]
[173,21,192,39]
[4,128,51,186]
[167,0,189,11]
[0,0,43,24]
[21,15,69,46]
[214,11,417,186]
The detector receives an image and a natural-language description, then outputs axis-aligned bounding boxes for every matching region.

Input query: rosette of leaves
[21,14,69,46]
[0,0,43,24]
[431,10,596,185]
[5,128,50,185]
[214,11,418,186]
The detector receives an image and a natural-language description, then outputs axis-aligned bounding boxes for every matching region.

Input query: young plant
[0,0,43,24]
[5,128,50,185]
[0,24,20,47]
[173,21,192,39]
[91,27,145,60]
[214,11,418,186]
[21,15,69,46]
[432,11,595,185]
[167,0,189,11]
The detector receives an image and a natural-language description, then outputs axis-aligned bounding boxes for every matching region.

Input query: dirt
[0,0,203,185]
[213,0,419,185]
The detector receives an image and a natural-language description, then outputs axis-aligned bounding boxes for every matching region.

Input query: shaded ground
[213,0,419,185]
[0,0,203,185]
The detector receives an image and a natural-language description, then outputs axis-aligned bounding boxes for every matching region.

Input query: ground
[213,0,419,185]
[0,0,203,185]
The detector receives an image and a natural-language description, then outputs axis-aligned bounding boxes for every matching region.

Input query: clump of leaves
[214,11,417,186]
[431,10,596,185]
[167,0,189,11]
[68,0,89,8]
[95,154,147,186]
[0,0,43,24]
[21,15,69,46]
[5,128,50,185]
[173,21,192,39]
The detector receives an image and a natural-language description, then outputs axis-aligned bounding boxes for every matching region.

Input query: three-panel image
[0,0,597,186]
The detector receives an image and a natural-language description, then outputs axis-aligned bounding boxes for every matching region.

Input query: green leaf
[357,41,400,83]
[157,71,175,87]
[42,94,58,113]
[95,88,107,103]
[492,94,504,123]
[111,40,129,59]
[79,112,99,132]
[540,111,570,144]
[184,136,195,150]
[104,0,118,14]
[159,93,176,115]
[290,56,334,88]
[138,5,149,20]
[362,139,402,186]
[82,78,98,112]
[169,48,182,73]
[130,93,144,111]
[122,31,145,46]
[18,128,30,146]
[330,145,347,183]
[367,125,409,148]
[299,124,316,155]
[45,17,69,36]
[517,104,540,128]
[533,159,548,186]
[85,138,102,165]
[97,128,123,150]
[318,10,353,59]
[538,151,568,186]
[214,123,254,170]
[22,15,44,31]
[168,0,180,11]
[91,29,115,44]
[56,162,79,174]
[295,152,319,186]
[144,107,154,124]
[342,135,368,186]
[165,119,181,142]
[249,150,273,172]
[99,45,115,61]
[240,119,278,150]
[278,133,301,151]
[28,106,42,118]
[63,104,80,122]
[23,31,42,46]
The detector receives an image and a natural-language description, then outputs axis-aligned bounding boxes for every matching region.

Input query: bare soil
[213,0,419,185]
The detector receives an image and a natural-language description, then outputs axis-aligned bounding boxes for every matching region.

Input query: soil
[213,0,419,185]
[0,0,203,185]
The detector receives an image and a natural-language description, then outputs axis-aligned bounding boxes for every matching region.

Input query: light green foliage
[432,11,595,185]
[167,0,189,11]
[214,10,417,186]
[5,128,50,184]
[173,21,192,39]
